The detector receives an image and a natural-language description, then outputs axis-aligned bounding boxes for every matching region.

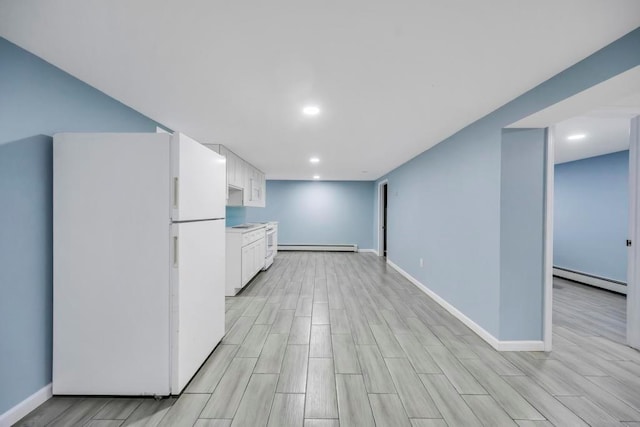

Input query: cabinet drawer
[242,229,265,246]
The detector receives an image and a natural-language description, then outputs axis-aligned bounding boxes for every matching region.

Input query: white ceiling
[555,91,640,164]
[554,113,633,164]
[1,1,640,180]
[504,67,640,164]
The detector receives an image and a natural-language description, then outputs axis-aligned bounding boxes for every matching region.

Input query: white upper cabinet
[220,146,240,189]
[234,157,246,190]
[203,144,266,208]
[244,167,265,207]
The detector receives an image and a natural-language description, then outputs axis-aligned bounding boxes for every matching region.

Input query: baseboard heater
[278,244,358,252]
[553,266,627,295]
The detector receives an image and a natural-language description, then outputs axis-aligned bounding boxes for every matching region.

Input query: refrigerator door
[171,133,226,221]
[171,219,225,393]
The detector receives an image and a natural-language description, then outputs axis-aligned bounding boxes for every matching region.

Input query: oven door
[264,228,276,269]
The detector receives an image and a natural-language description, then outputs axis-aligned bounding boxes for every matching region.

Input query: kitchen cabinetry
[226,225,266,296]
[241,237,266,284]
[244,167,266,207]
[230,148,246,189]
[204,144,266,207]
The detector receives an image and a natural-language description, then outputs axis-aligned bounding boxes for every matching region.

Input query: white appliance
[263,222,278,270]
[53,132,226,396]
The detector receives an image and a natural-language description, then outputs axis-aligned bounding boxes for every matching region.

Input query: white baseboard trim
[359,249,378,254]
[386,259,545,352]
[0,383,52,426]
[553,267,627,295]
[279,244,358,252]
[496,340,547,352]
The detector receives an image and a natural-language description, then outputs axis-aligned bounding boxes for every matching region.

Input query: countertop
[226,223,267,233]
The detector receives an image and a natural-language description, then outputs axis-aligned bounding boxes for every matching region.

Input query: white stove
[259,222,278,269]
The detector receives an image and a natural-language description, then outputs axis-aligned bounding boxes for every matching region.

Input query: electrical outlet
[419,258,423,268]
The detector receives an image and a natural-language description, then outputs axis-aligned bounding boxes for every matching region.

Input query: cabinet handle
[173,236,179,267]
[173,177,179,208]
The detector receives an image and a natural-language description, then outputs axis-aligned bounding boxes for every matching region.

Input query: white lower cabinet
[253,237,266,272]
[226,225,266,296]
[241,244,251,285]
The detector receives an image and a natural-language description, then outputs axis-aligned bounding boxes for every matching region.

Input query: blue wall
[0,37,162,415]
[374,27,640,341]
[244,180,375,249]
[554,150,629,283]
[0,136,54,415]
[226,206,248,227]
[380,127,503,336]
[499,129,546,340]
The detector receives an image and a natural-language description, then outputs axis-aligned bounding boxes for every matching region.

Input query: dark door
[383,183,388,257]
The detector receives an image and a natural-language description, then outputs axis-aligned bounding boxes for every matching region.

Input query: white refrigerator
[53,132,226,396]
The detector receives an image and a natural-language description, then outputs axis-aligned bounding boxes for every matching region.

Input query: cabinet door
[255,238,266,273]
[252,168,259,205]
[243,164,252,206]
[257,171,266,207]
[244,168,262,207]
[251,243,258,278]
[241,245,251,285]
[245,169,253,207]
[236,158,246,190]
[251,240,258,275]
[228,151,237,188]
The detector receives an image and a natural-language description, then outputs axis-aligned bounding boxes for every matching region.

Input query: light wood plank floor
[553,276,626,344]
[17,252,640,426]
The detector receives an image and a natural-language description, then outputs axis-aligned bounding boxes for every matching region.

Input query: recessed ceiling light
[313,175,320,180]
[303,105,321,116]
[309,157,320,164]
[567,133,586,141]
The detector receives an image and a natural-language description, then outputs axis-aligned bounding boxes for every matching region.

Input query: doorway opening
[506,65,640,352]
[545,112,640,352]
[550,112,634,346]
[378,180,388,258]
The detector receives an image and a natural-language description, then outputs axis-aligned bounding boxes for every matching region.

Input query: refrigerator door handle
[173,236,179,267]
[173,177,179,208]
